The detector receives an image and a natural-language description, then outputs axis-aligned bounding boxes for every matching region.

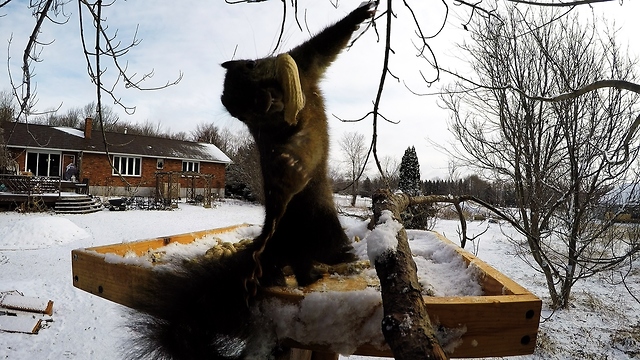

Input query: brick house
[1,119,231,198]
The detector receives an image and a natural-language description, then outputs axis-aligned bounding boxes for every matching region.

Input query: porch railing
[0,174,61,195]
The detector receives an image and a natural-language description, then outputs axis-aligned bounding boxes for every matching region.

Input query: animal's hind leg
[289,255,322,287]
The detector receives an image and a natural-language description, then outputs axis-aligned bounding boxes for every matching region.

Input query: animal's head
[221,54,304,127]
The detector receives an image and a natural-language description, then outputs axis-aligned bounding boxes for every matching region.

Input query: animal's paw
[295,268,324,287]
[279,153,303,172]
[275,152,310,192]
[358,1,378,13]
[354,1,377,21]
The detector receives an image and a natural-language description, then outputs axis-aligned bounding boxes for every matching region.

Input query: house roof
[2,121,232,164]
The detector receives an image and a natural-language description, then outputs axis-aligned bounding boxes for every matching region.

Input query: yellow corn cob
[275,53,305,125]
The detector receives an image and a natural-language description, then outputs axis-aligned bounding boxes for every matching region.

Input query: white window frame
[182,160,200,173]
[112,155,142,176]
[25,150,62,177]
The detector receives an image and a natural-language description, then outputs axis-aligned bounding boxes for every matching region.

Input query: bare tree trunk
[369,189,448,360]
[338,132,367,207]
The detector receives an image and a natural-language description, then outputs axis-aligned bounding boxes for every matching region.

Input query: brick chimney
[84,118,93,139]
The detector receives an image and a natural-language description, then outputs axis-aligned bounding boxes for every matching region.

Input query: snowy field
[0,197,639,359]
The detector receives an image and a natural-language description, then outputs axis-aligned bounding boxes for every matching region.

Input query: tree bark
[369,189,448,360]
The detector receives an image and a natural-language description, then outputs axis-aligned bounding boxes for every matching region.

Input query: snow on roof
[5,123,232,164]
[197,142,232,163]
[53,127,85,138]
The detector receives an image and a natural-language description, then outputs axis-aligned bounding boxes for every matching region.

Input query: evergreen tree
[398,146,421,196]
[398,146,431,229]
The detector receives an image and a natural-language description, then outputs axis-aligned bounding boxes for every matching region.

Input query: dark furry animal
[220,3,375,290]
[127,3,375,359]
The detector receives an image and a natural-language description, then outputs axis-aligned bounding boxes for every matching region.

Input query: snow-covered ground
[0,197,638,359]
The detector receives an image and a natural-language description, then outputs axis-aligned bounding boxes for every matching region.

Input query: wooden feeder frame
[71,224,541,358]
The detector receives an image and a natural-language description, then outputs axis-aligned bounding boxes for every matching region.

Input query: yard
[0,197,638,359]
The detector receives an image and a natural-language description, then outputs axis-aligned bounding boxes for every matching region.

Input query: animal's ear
[275,53,305,126]
[221,61,235,69]
[222,60,257,70]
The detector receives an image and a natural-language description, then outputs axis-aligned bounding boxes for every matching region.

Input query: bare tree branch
[507,0,615,6]
[18,0,53,120]
[370,189,448,360]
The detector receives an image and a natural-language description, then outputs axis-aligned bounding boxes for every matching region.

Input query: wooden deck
[0,191,93,210]
[0,174,89,210]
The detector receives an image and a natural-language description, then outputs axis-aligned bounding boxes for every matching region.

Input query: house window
[182,161,200,173]
[112,156,141,176]
[157,159,164,170]
[26,151,61,177]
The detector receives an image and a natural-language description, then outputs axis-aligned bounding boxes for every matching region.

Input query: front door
[62,154,77,180]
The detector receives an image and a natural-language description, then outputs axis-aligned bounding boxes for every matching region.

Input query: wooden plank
[423,295,540,357]
[311,352,339,360]
[279,293,540,358]
[431,232,531,296]
[88,224,249,256]
[0,294,54,316]
[72,249,154,308]
[0,315,42,334]
[72,224,250,307]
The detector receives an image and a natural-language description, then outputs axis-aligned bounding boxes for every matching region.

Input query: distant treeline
[422,176,517,206]
[334,174,518,207]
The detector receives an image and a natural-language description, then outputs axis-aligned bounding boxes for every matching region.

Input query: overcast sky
[1,0,639,180]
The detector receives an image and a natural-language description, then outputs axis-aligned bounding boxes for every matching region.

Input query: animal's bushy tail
[124,244,262,360]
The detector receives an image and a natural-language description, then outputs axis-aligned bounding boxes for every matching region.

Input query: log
[369,189,448,360]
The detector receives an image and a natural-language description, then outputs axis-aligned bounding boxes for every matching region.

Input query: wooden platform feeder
[71,224,541,358]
